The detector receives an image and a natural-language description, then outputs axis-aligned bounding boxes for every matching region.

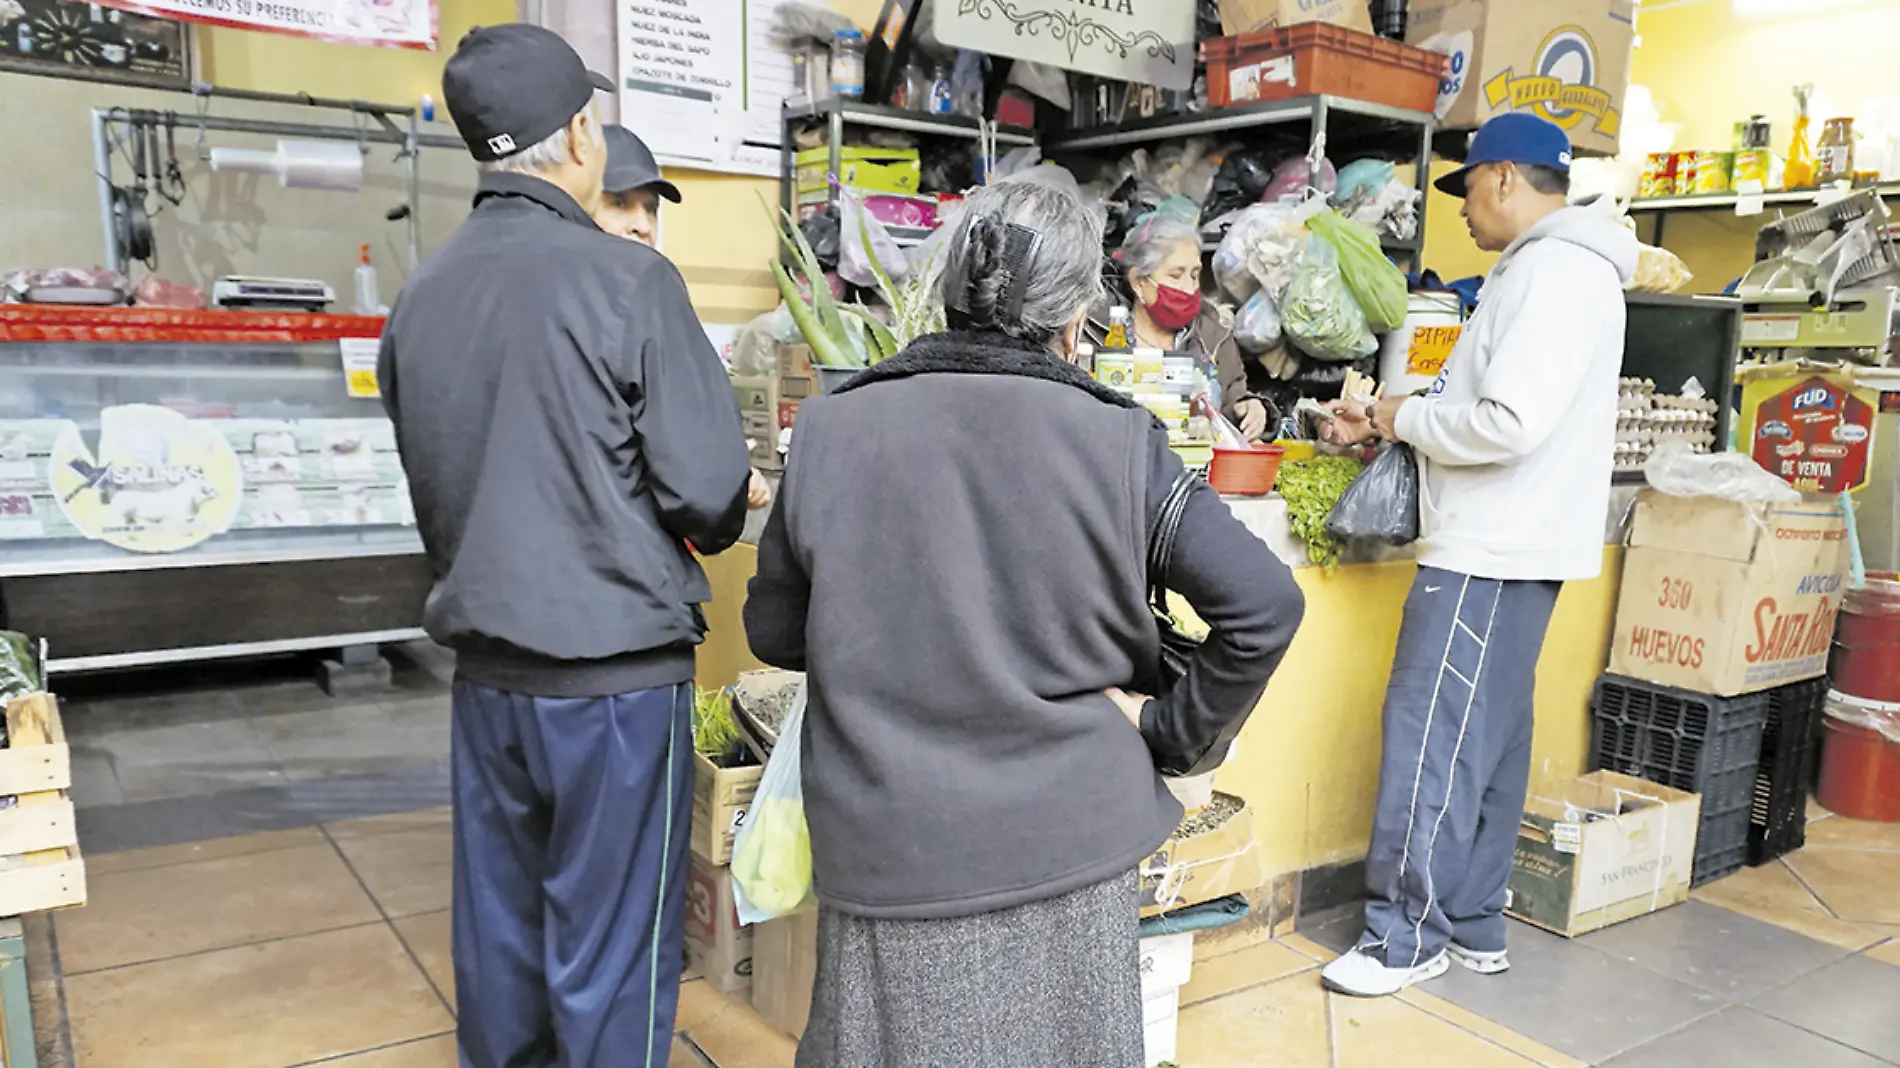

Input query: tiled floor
[33,657,1900,1067]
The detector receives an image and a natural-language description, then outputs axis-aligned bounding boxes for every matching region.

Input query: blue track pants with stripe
[451,679,692,1068]
[1359,567,1561,970]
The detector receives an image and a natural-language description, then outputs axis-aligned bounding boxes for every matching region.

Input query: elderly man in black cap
[376,23,761,1068]
[596,125,679,247]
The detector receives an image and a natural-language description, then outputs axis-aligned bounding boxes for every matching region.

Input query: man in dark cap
[596,125,679,247]
[376,23,759,1068]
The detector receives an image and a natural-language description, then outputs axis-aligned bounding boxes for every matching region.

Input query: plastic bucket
[1833,576,1900,704]
[1377,291,1462,398]
[1816,691,1900,823]
[1208,444,1286,497]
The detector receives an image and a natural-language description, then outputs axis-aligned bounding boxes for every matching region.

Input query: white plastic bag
[837,188,909,290]
[1213,202,1309,303]
[730,682,815,925]
[1234,290,1283,353]
[1643,442,1799,504]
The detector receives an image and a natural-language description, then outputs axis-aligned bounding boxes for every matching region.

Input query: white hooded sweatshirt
[1393,195,1639,582]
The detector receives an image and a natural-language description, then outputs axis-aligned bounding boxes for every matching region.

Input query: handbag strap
[1147,469,1201,609]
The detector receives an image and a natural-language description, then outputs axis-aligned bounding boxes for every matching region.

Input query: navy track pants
[450,679,694,1068]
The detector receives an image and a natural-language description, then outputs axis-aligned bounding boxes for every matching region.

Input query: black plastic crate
[1748,677,1831,866]
[1591,675,1771,886]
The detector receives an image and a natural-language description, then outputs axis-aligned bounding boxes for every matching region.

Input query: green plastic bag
[1282,235,1378,364]
[1309,210,1406,332]
[730,682,815,924]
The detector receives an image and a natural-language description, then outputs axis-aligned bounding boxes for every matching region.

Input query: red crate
[1200,22,1446,113]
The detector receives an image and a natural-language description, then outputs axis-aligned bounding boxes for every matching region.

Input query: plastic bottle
[830,29,865,100]
[353,244,379,316]
[1784,84,1817,190]
[927,63,953,115]
[1104,306,1132,351]
[1818,117,1857,184]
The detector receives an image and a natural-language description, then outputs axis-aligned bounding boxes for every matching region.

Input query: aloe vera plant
[765,195,944,368]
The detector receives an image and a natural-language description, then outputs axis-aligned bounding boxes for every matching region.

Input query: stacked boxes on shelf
[683,691,765,997]
[792,145,937,245]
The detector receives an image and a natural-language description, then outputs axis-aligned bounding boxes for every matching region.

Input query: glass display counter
[0,306,430,673]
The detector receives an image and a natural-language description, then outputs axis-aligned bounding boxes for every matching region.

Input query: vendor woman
[1096,197,1272,440]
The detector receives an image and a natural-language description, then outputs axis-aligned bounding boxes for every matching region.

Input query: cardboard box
[1138,932,1194,1000]
[684,853,754,994]
[750,907,818,1038]
[1218,0,1372,35]
[692,752,763,867]
[1140,793,1263,917]
[1406,0,1635,156]
[732,377,783,472]
[794,145,922,197]
[1608,492,1849,697]
[1143,986,1180,1067]
[1507,771,1700,937]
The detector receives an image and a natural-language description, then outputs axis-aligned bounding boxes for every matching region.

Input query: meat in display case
[0,306,431,673]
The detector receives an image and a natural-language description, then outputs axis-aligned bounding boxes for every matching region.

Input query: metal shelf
[1630,183,1900,214]
[781,99,1037,146]
[1055,95,1436,267]
[1046,94,1433,152]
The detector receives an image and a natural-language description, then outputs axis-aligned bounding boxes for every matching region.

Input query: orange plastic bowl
[1208,444,1286,497]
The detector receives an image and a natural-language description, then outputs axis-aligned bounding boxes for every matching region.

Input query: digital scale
[210,275,336,312]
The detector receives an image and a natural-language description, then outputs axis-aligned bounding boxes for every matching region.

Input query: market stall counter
[0,306,428,674]
[692,489,1628,914]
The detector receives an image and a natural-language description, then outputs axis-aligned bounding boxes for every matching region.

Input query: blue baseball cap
[1435,113,1575,198]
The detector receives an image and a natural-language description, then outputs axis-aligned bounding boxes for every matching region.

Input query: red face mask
[1146,282,1202,331]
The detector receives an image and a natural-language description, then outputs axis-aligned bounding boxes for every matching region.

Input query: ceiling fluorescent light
[1735,0,1866,14]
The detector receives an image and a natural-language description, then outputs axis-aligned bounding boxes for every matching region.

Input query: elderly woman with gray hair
[1100,197,1275,439]
[743,178,1306,1068]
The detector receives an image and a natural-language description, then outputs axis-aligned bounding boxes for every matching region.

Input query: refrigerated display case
[0,306,430,673]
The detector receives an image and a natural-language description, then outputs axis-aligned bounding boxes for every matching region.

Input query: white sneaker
[1447,943,1510,975]
[1320,946,1450,997]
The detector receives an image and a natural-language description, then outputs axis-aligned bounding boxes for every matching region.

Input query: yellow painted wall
[1625,0,1900,289]
[695,546,1620,878]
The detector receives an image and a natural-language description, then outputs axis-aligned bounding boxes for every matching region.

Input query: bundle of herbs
[693,686,748,767]
[0,631,39,708]
[1276,455,1364,572]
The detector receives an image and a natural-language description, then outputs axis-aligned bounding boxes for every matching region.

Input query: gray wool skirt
[794,871,1146,1068]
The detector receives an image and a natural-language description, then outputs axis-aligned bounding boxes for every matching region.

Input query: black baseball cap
[442,24,614,163]
[603,126,682,202]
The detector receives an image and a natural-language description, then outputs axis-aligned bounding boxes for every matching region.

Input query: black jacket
[380,173,751,697]
[744,332,1304,919]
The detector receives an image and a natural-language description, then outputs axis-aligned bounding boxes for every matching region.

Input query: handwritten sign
[1405,325,1461,378]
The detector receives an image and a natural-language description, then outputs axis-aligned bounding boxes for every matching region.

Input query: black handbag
[1147,469,1205,696]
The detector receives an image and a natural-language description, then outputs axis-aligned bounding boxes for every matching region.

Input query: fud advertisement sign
[1744,374,1877,496]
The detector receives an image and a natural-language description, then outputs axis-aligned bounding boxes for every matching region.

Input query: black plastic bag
[799,208,841,270]
[1200,149,1276,220]
[1326,443,1419,545]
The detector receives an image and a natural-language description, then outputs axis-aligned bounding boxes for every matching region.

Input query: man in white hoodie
[1319,113,1639,998]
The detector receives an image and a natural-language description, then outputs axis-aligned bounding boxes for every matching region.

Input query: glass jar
[830,29,865,100]
[1818,117,1857,185]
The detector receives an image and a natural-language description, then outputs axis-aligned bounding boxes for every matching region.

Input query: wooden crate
[0,695,69,797]
[0,695,86,916]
